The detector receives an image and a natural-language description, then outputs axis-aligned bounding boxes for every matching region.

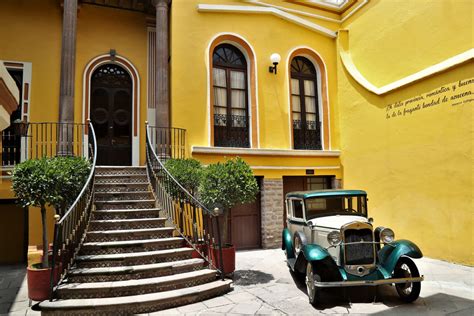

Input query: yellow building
[0,0,472,265]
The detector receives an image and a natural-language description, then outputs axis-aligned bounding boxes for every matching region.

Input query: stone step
[95,174,148,184]
[80,237,184,255]
[96,166,146,176]
[75,247,194,268]
[57,269,218,299]
[92,208,160,220]
[88,218,166,231]
[67,258,206,283]
[95,199,156,210]
[40,279,233,315]
[95,191,154,201]
[94,183,150,193]
[85,227,175,242]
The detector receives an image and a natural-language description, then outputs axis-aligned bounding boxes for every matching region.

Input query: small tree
[200,157,259,245]
[164,158,203,196]
[12,156,91,268]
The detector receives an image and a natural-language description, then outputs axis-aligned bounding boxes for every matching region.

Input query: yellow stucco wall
[0,0,150,246]
[171,0,341,179]
[337,0,473,265]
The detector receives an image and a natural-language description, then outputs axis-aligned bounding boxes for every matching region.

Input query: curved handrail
[49,120,98,300]
[145,124,224,279]
[146,127,213,216]
[57,122,98,224]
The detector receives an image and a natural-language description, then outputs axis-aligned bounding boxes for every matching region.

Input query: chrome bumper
[314,276,424,288]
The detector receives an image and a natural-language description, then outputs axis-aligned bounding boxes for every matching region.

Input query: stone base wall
[260,178,283,249]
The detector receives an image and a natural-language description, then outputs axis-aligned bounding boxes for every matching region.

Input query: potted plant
[164,158,207,259]
[200,157,259,275]
[12,156,90,301]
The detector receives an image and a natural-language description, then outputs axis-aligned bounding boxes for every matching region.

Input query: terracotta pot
[211,244,235,275]
[190,243,208,260]
[27,263,60,301]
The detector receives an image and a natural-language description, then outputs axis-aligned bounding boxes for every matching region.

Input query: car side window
[292,200,304,219]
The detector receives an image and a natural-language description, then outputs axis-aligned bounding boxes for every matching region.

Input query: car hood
[309,215,368,230]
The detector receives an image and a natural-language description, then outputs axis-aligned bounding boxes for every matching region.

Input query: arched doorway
[90,63,132,165]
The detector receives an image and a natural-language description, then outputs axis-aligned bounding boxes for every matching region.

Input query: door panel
[90,64,132,166]
[230,177,262,250]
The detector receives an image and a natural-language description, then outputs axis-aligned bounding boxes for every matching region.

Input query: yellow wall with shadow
[338,0,473,265]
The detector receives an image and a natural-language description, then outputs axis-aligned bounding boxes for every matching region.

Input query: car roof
[285,189,367,199]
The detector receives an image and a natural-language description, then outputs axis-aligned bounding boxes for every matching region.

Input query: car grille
[344,228,375,265]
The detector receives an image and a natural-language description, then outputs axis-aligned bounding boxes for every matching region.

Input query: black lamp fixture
[109,49,116,61]
[269,53,281,74]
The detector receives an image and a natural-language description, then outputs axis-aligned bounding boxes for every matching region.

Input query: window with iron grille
[212,44,250,148]
[290,56,322,150]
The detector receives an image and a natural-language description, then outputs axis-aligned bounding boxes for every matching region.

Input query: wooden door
[0,201,27,264]
[230,177,262,250]
[90,64,132,166]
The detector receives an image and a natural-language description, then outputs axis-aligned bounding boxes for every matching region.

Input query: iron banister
[145,123,225,280]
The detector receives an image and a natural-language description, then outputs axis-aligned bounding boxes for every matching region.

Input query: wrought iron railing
[293,119,322,150]
[214,114,249,148]
[145,124,224,279]
[1,122,89,171]
[147,126,186,160]
[49,121,97,300]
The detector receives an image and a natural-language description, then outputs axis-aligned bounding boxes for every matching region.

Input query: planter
[211,244,235,275]
[27,263,60,301]
[189,243,208,260]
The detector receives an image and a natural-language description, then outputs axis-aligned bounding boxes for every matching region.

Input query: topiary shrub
[164,158,203,197]
[12,156,91,268]
[200,157,259,245]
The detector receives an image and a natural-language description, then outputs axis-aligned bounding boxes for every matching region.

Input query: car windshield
[304,195,367,220]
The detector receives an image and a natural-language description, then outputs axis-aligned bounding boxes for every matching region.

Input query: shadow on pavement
[233,269,274,286]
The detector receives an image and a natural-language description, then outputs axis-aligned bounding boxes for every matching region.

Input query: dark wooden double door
[90,64,132,166]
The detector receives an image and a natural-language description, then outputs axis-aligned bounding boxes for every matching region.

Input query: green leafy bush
[12,156,91,268]
[164,158,203,196]
[200,157,259,245]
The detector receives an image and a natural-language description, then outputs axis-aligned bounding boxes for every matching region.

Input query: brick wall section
[261,178,284,249]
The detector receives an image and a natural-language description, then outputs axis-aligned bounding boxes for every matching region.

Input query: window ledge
[192,146,340,157]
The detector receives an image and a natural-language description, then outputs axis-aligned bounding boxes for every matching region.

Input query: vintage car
[282,190,424,305]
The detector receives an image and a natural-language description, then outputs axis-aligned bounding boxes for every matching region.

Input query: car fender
[378,239,423,274]
[294,244,342,281]
[281,228,294,259]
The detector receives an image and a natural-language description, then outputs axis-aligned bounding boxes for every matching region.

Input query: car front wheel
[305,262,321,305]
[393,257,421,303]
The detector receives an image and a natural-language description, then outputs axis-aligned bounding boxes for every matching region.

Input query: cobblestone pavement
[1,249,473,315]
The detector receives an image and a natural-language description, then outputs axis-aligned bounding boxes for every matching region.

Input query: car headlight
[380,227,395,243]
[327,230,342,246]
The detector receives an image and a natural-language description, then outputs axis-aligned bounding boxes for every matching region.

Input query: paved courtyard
[1,249,473,315]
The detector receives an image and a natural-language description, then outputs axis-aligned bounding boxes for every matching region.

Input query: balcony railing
[146,124,224,279]
[293,119,322,150]
[1,122,89,172]
[147,126,186,160]
[214,114,249,148]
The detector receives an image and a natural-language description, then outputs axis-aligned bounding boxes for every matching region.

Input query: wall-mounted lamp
[269,53,281,74]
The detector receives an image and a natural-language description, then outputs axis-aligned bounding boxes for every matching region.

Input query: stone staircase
[39,166,232,315]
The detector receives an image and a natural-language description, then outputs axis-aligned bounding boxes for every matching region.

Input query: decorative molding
[339,30,474,95]
[250,165,340,170]
[197,4,337,38]
[82,54,140,166]
[192,146,340,157]
[244,0,369,23]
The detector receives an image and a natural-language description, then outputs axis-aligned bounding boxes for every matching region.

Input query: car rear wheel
[306,262,321,305]
[393,257,421,303]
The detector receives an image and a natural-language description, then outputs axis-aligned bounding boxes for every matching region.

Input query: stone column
[260,178,284,249]
[58,0,77,155]
[153,0,170,128]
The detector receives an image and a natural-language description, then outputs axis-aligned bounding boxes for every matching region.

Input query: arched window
[212,44,249,148]
[290,56,322,150]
